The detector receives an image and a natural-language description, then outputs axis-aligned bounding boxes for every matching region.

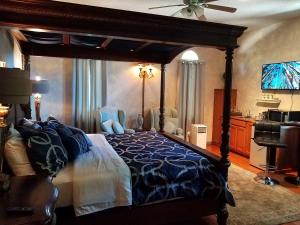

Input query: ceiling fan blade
[171,8,183,17]
[149,4,185,10]
[181,7,194,17]
[192,6,207,21]
[205,4,237,13]
[193,6,204,18]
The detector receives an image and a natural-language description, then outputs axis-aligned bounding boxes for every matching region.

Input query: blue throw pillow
[112,121,125,134]
[101,119,114,134]
[48,120,73,137]
[27,128,68,177]
[64,133,90,161]
[17,125,41,141]
[18,118,42,130]
[67,126,93,147]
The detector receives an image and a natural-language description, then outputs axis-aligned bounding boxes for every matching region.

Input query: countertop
[231,116,256,123]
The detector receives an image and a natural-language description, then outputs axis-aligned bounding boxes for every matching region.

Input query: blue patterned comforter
[105,131,231,206]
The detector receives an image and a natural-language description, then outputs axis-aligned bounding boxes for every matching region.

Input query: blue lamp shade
[0,68,32,104]
[32,80,49,94]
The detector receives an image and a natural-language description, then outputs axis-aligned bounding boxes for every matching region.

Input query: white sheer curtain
[177,60,204,139]
[72,59,107,133]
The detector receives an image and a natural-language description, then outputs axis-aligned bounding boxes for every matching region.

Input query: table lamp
[0,68,32,175]
[31,76,49,121]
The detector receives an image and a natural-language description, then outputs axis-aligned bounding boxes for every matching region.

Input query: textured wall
[30,47,225,141]
[30,58,178,128]
[30,57,73,123]
[0,28,22,68]
[233,16,300,117]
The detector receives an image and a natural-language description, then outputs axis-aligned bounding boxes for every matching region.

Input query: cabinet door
[230,125,237,150]
[236,126,246,154]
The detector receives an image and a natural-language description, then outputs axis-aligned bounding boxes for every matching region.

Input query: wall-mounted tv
[262,61,300,90]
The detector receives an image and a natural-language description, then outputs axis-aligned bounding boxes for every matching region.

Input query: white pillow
[164,121,176,134]
[4,124,36,176]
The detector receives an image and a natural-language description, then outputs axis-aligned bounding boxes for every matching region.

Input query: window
[181,50,199,61]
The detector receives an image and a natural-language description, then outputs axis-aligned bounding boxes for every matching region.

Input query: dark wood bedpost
[217,47,234,225]
[159,64,166,132]
[20,54,32,119]
[220,47,234,180]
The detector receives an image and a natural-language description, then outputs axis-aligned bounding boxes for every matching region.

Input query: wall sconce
[138,64,154,79]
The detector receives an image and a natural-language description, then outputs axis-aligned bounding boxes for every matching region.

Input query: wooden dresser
[230,116,255,158]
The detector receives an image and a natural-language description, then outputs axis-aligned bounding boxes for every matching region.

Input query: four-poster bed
[0,0,247,224]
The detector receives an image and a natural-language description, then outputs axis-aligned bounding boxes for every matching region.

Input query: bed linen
[105,131,231,206]
[52,163,74,207]
[55,134,132,216]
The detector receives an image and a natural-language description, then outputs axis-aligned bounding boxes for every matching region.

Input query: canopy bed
[0,1,247,225]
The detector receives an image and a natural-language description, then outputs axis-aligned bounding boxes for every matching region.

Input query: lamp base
[0,117,7,128]
[0,173,10,192]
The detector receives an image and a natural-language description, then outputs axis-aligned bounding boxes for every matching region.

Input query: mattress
[52,133,132,212]
[105,131,231,206]
[52,163,73,207]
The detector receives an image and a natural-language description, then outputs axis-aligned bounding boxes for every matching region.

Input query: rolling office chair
[253,121,286,185]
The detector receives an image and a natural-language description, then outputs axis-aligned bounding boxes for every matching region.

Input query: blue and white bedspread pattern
[105,131,227,206]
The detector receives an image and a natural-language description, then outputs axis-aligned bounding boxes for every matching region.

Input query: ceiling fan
[149,0,237,20]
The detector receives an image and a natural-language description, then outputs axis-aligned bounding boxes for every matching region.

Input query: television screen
[262,61,300,90]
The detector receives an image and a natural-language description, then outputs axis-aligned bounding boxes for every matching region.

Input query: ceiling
[54,0,300,30]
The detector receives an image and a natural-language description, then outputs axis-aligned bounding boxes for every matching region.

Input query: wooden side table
[0,175,59,225]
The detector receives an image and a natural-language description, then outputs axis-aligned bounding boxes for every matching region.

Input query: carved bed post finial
[159,64,166,132]
[20,54,32,119]
[220,47,234,181]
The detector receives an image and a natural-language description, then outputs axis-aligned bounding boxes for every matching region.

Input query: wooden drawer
[231,118,247,127]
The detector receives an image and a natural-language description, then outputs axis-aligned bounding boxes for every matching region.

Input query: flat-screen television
[262,61,300,90]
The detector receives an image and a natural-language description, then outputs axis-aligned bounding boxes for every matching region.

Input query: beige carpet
[228,164,300,225]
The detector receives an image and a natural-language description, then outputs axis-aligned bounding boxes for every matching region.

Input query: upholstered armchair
[150,107,183,138]
[96,106,135,134]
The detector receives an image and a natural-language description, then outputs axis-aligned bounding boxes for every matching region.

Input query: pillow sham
[18,118,42,130]
[63,133,90,161]
[101,119,114,134]
[4,124,36,176]
[67,125,93,147]
[17,125,42,141]
[48,120,73,137]
[112,121,125,134]
[47,116,92,147]
[27,127,68,177]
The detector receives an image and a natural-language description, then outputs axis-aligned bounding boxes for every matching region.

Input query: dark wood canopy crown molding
[0,0,246,63]
[0,1,247,224]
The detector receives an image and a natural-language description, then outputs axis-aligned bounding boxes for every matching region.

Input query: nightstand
[0,175,59,225]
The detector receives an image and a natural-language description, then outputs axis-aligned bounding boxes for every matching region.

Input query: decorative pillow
[67,126,93,146]
[63,133,90,161]
[19,118,42,130]
[48,120,73,137]
[112,121,125,134]
[27,128,68,177]
[4,124,36,176]
[17,125,41,141]
[100,119,114,134]
[164,121,176,134]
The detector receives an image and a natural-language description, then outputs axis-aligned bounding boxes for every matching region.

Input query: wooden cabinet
[212,89,237,146]
[0,176,58,225]
[230,117,254,157]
